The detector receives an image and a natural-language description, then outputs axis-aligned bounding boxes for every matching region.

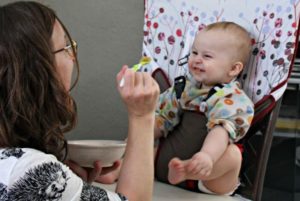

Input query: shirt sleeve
[155,86,181,137]
[206,85,254,142]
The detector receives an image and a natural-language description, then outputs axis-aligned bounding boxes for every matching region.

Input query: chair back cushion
[143,0,300,105]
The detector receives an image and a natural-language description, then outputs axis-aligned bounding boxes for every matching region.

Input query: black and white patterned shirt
[0,148,128,201]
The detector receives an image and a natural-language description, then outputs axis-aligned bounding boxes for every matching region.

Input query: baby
[98,21,254,195]
[154,21,254,195]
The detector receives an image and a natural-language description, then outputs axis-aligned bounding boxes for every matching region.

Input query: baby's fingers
[186,159,200,173]
[200,168,212,177]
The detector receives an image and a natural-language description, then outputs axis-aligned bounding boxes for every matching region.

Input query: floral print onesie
[155,77,254,142]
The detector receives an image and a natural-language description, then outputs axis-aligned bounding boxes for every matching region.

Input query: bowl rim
[67,140,126,149]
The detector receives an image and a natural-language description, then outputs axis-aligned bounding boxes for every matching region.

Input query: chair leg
[253,97,282,201]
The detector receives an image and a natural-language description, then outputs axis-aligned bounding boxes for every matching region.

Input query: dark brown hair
[0,1,79,160]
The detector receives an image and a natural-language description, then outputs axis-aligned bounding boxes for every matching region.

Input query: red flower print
[176,29,182,37]
[275,18,283,28]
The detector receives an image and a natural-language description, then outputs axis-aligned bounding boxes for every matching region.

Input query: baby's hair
[205,21,252,65]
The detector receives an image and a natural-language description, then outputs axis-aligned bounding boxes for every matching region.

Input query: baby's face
[188,29,241,88]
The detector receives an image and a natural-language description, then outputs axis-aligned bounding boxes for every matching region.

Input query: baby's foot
[168,158,187,184]
[186,152,213,179]
[168,152,214,184]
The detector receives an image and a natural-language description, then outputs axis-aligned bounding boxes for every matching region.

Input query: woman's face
[51,19,74,91]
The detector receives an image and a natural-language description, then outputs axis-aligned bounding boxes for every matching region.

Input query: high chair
[142,0,300,200]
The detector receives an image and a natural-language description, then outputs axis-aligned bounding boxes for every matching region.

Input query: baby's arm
[200,125,229,164]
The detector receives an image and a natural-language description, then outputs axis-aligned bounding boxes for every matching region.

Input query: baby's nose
[194,55,203,63]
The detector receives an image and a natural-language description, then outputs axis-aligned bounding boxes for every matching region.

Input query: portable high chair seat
[142,0,300,201]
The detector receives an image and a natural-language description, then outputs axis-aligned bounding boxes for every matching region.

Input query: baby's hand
[186,152,213,178]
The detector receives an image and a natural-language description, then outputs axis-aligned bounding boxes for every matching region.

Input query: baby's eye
[192,51,198,55]
[204,54,212,58]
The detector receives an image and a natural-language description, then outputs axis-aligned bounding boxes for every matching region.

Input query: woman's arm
[115,66,159,201]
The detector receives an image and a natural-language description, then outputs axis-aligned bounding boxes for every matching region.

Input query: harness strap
[174,76,224,104]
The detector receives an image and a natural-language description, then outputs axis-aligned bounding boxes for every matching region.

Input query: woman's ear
[229,62,243,77]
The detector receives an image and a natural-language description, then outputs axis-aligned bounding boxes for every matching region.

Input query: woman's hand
[65,160,121,184]
[115,65,159,201]
[116,65,160,119]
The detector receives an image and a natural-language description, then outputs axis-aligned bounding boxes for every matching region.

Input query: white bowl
[67,140,126,167]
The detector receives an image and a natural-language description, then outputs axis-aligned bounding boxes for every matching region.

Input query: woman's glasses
[53,40,77,58]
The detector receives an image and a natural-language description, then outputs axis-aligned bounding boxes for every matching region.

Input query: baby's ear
[229,62,243,77]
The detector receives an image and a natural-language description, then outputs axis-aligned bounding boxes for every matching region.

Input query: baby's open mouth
[193,67,205,73]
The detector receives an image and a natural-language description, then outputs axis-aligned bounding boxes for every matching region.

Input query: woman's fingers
[144,73,160,100]
[65,160,88,181]
[87,161,103,183]
[116,65,128,82]
[100,160,121,175]
[142,72,152,91]
[65,160,106,184]
[116,67,159,118]
[119,68,134,88]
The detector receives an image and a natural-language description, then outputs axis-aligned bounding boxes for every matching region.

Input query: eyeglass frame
[52,40,77,57]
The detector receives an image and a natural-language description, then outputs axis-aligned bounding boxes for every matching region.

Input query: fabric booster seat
[141,1,300,200]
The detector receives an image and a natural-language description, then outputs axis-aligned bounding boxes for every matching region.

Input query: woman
[0,1,159,201]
